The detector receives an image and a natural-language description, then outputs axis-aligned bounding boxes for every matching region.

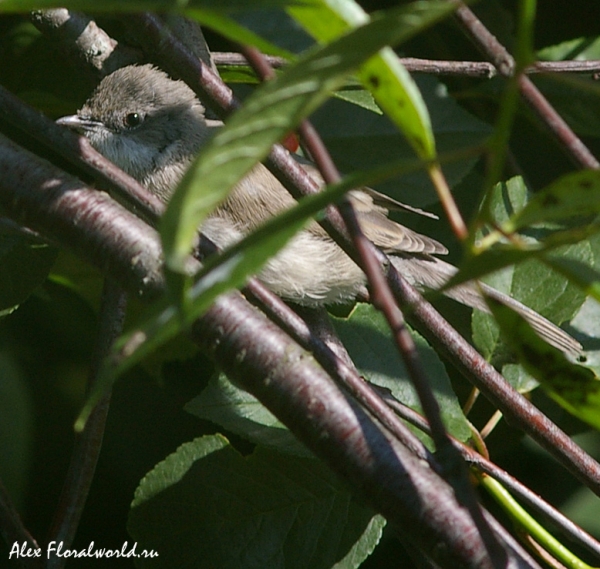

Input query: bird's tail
[389,255,582,358]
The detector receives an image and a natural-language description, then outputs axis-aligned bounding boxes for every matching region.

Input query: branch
[30,9,139,76]
[452,3,599,169]
[213,51,600,77]
[45,281,127,569]
[0,134,532,569]
[0,478,40,569]
[122,13,600,498]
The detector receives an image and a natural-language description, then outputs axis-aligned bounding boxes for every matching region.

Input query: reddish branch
[0,133,524,569]
[453,3,599,169]
[122,12,600,496]
[213,51,600,77]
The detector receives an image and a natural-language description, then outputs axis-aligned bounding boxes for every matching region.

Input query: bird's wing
[296,159,447,254]
[348,190,448,255]
[360,187,438,219]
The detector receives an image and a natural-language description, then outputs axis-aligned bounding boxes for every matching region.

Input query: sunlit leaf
[288,0,438,161]
[487,296,600,431]
[503,170,600,232]
[186,375,312,457]
[128,435,385,569]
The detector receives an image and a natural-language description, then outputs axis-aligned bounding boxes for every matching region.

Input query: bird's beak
[56,114,103,135]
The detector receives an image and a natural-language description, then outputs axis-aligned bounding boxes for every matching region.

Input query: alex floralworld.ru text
[9,541,159,559]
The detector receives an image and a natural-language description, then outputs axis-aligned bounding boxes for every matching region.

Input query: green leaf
[504,170,600,232]
[312,75,490,207]
[128,435,385,569]
[502,364,539,395]
[186,374,312,457]
[0,234,57,316]
[538,36,600,61]
[76,180,358,430]
[332,304,471,443]
[447,177,589,311]
[188,9,295,59]
[333,87,382,114]
[471,178,587,359]
[543,255,600,302]
[487,297,600,431]
[160,0,456,271]
[288,0,439,161]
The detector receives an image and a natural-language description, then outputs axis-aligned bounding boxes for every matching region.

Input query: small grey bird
[57,64,581,356]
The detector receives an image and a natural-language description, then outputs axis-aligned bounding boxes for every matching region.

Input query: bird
[56,64,582,357]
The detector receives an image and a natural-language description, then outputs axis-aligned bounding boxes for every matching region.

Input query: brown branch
[0,136,531,569]
[30,9,139,76]
[212,52,600,78]
[452,3,599,170]
[45,281,127,569]
[0,478,41,569]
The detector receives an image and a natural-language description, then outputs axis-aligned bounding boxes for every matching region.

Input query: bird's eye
[124,112,143,128]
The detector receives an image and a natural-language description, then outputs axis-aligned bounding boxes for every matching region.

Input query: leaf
[160,0,456,271]
[537,36,600,61]
[0,234,57,316]
[504,170,600,232]
[128,435,385,569]
[543,255,600,302]
[76,178,362,429]
[287,0,439,161]
[486,296,600,431]
[331,304,471,443]
[470,178,587,359]
[502,364,539,395]
[447,177,588,311]
[312,75,490,207]
[187,8,295,59]
[186,374,312,457]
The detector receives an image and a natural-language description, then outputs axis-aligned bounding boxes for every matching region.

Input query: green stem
[480,474,598,569]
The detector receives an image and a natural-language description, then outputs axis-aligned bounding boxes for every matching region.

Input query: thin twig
[453,2,599,169]
[212,51,600,77]
[238,42,508,566]
[123,13,600,497]
[45,280,127,569]
[0,479,41,569]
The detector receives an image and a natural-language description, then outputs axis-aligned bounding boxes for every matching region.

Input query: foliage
[1,1,600,568]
